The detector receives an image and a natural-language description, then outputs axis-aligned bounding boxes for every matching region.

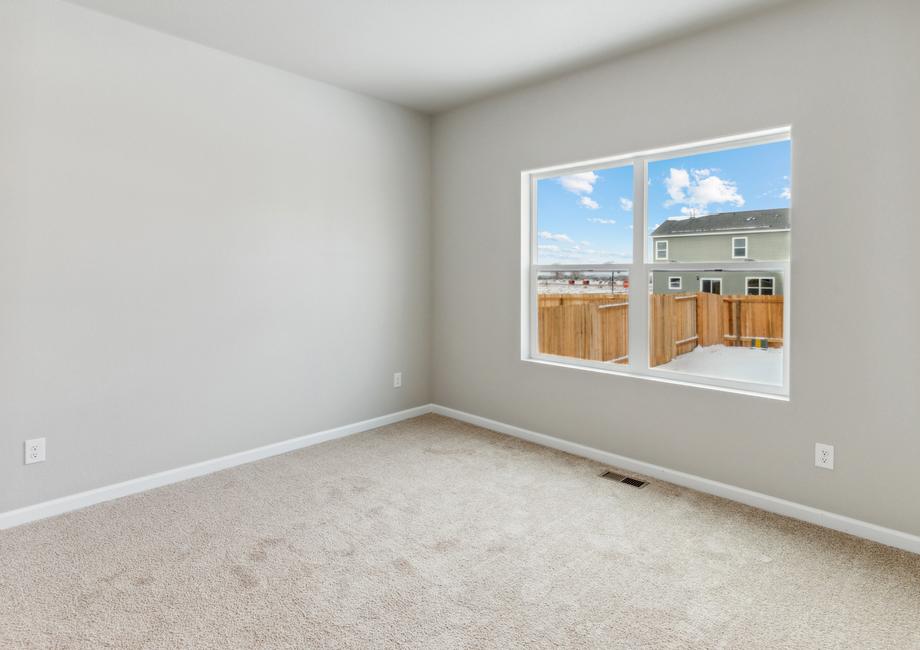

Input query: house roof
[650,208,789,236]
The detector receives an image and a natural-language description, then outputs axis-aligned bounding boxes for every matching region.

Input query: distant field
[537,280,627,295]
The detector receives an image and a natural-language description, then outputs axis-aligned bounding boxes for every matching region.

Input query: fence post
[589,303,602,360]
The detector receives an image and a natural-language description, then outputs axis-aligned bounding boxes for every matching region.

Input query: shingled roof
[651,208,789,236]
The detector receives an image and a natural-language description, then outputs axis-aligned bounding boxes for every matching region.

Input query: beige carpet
[2,414,919,649]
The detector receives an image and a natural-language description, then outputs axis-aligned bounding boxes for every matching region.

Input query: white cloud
[693,175,744,207]
[580,196,600,209]
[692,168,712,180]
[587,217,616,225]
[665,168,690,203]
[539,230,574,243]
[538,246,630,265]
[664,167,744,212]
[536,225,630,264]
[559,172,598,195]
[679,206,708,218]
[781,187,791,199]
[619,197,633,211]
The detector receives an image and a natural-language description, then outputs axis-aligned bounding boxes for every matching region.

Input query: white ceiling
[65,0,787,113]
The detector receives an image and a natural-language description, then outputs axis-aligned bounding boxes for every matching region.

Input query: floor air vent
[600,470,648,489]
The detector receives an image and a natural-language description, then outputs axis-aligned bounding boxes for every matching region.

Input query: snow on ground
[659,345,783,385]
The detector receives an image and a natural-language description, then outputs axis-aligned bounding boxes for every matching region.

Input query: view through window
[533,164,633,364]
[527,130,791,395]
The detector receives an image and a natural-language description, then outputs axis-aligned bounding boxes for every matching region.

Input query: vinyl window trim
[700,277,723,294]
[732,236,748,259]
[745,276,776,296]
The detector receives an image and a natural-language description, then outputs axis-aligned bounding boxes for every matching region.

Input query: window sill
[522,355,790,402]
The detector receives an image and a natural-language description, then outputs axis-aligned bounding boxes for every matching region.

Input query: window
[746,276,775,296]
[524,128,791,397]
[700,278,722,295]
[732,236,748,259]
[530,164,633,366]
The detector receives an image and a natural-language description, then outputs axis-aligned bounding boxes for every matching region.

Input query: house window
[530,163,633,365]
[746,277,775,296]
[732,237,748,259]
[524,128,791,397]
[700,278,722,295]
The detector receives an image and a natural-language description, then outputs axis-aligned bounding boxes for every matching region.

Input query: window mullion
[628,159,649,372]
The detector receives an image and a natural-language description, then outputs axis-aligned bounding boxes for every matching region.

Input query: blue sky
[536,165,634,264]
[536,139,791,265]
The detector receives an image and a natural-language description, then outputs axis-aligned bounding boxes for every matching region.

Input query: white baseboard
[0,404,433,530]
[5,402,918,555]
[430,404,920,555]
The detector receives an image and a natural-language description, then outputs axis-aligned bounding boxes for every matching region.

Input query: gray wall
[431,0,920,535]
[655,231,790,262]
[651,271,783,296]
[0,0,431,512]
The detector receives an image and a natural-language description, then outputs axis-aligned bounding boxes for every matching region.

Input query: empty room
[2,0,919,647]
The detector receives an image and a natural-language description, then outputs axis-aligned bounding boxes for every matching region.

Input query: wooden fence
[649,293,700,367]
[538,293,629,363]
[539,291,783,367]
[721,294,784,348]
[650,292,784,366]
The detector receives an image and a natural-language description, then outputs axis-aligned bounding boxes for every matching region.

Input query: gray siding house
[650,208,788,295]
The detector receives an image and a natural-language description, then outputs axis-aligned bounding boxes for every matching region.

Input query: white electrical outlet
[25,438,46,465]
[815,443,834,470]
[393,372,402,388]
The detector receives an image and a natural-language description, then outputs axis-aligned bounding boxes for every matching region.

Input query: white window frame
[668,276,682,290]
[732,236,748,259]
[700,277,722,294]
[655,240,669,260]
[521,127,791,399]
[745,276,775,296]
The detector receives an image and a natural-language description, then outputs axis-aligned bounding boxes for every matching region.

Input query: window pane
[536,165,633,264]
[699,278,722,295]
[649,270,784,385]
[647,140,791,263]
[538,271,629,364]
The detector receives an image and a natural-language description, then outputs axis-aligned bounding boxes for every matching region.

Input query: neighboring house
[650,208,789,295]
